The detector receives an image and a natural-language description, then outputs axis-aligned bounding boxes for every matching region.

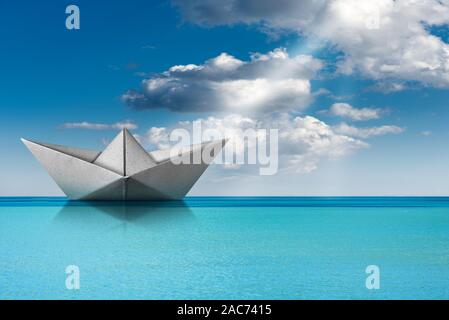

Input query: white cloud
[274,115,369,172]
[146,127,170,149]
[61,120,137,130]
[142,113,368,173]
[334,122,404,138]
[329,103,382,121]
[365,81,410,93]
[174,0,449,87]
[122,48,323,113]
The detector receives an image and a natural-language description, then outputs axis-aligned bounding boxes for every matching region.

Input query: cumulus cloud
[146,127,171,150]
[141,113,369,173]
[173,0,449,87]
[61,120,138,130]
[334,123,404,138]
[274,115,369,172]
[122,48,323,113]
[329,103,382,121]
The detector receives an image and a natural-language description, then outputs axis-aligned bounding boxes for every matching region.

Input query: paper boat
[21,129,226,200]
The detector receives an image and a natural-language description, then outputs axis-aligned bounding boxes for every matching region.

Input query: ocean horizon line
[2,196,449,208]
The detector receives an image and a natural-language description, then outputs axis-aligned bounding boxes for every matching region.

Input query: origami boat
[21,129,226,200]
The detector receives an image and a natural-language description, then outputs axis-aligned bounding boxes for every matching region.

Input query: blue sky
[2,0,449,196]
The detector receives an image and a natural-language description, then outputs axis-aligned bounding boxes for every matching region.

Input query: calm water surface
[1,197,449,299]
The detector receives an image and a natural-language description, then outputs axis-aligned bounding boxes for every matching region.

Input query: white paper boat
[22,129,226,200]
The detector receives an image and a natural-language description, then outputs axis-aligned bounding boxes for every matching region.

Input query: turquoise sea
[1,197,449,300]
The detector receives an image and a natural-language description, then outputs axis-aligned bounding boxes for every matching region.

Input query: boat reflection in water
[54,200,194,230]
